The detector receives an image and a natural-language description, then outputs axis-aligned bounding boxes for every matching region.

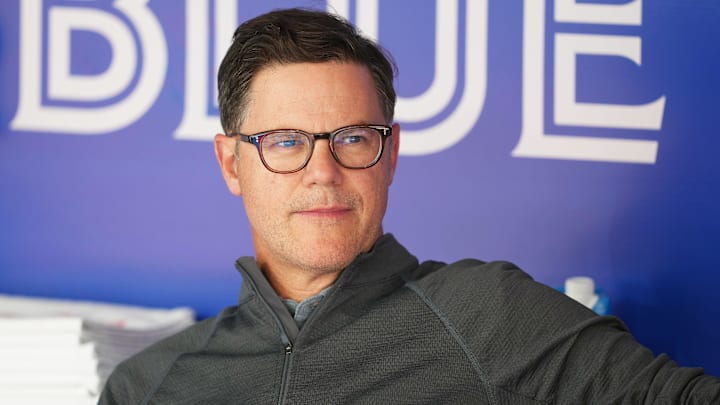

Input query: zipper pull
[284,343,293,355]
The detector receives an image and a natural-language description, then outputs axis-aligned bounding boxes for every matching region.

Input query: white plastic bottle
[562,276,610,315]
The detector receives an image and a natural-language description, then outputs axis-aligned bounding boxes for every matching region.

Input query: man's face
[216,62,399,275]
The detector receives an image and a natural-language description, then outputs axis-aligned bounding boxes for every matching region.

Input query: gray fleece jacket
[99,234,720,404]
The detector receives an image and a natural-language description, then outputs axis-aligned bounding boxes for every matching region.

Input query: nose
[301,140,342,186]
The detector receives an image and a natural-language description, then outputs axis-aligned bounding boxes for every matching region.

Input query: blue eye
[335,130,373,146]
[339,135,364,144]
[264,133,308,151]
[276,139,300,148]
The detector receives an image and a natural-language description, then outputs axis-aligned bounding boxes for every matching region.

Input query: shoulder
[409,258,598,330]
[98,306,238,404]
[412,258,534,300]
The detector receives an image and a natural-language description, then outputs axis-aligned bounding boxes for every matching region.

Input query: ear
[214,133,243,196]
[388,123,401,183]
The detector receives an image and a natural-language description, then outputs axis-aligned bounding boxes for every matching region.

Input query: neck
[259,262,341,302]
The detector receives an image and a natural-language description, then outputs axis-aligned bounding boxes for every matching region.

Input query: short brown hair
[217,8,397,133]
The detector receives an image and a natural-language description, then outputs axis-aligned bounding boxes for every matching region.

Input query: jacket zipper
[242,274,297,404]
[264,308,295,405]
[277,341,294,405]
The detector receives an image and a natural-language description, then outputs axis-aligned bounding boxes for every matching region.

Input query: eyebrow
[236,122,385,136]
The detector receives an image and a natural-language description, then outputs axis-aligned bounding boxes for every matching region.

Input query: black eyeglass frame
[226,124,393,174]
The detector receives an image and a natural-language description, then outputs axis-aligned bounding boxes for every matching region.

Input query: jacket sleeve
[421,260,720,404]
[98,363,149,405]
[97,314,223,405]
[97,346,180,405]
[547,313,720,403]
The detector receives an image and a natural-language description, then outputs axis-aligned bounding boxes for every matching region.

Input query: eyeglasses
[226,124,392,174]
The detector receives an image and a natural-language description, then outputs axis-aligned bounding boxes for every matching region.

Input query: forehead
[242,62,385,133]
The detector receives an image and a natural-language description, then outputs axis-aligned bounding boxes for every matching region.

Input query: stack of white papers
[0,294,195,404]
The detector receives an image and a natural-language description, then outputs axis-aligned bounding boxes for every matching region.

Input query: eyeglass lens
[259,127,383,172]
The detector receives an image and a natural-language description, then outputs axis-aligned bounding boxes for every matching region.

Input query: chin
[297,249,359,274]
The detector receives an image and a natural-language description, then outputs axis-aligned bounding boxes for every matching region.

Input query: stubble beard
[253,190,384,276]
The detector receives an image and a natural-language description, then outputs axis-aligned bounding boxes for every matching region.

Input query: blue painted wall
[2,0,718,375]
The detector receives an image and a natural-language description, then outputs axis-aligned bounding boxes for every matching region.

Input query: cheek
[238,169,280,216]
[242,187,287,235]
[359,173,392,215]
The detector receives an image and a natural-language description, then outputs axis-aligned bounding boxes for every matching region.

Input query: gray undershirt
[281,286,333,328]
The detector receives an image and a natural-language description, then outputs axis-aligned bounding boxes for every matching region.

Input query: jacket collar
[234,234,418,304]
[233,234,419,342]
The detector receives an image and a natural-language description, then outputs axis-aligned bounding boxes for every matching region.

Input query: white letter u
[328,0,489,155]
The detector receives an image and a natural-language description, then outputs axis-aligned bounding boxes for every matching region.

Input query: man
[99,8,719,404]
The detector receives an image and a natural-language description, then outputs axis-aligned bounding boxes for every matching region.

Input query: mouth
[295,206,352,219]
